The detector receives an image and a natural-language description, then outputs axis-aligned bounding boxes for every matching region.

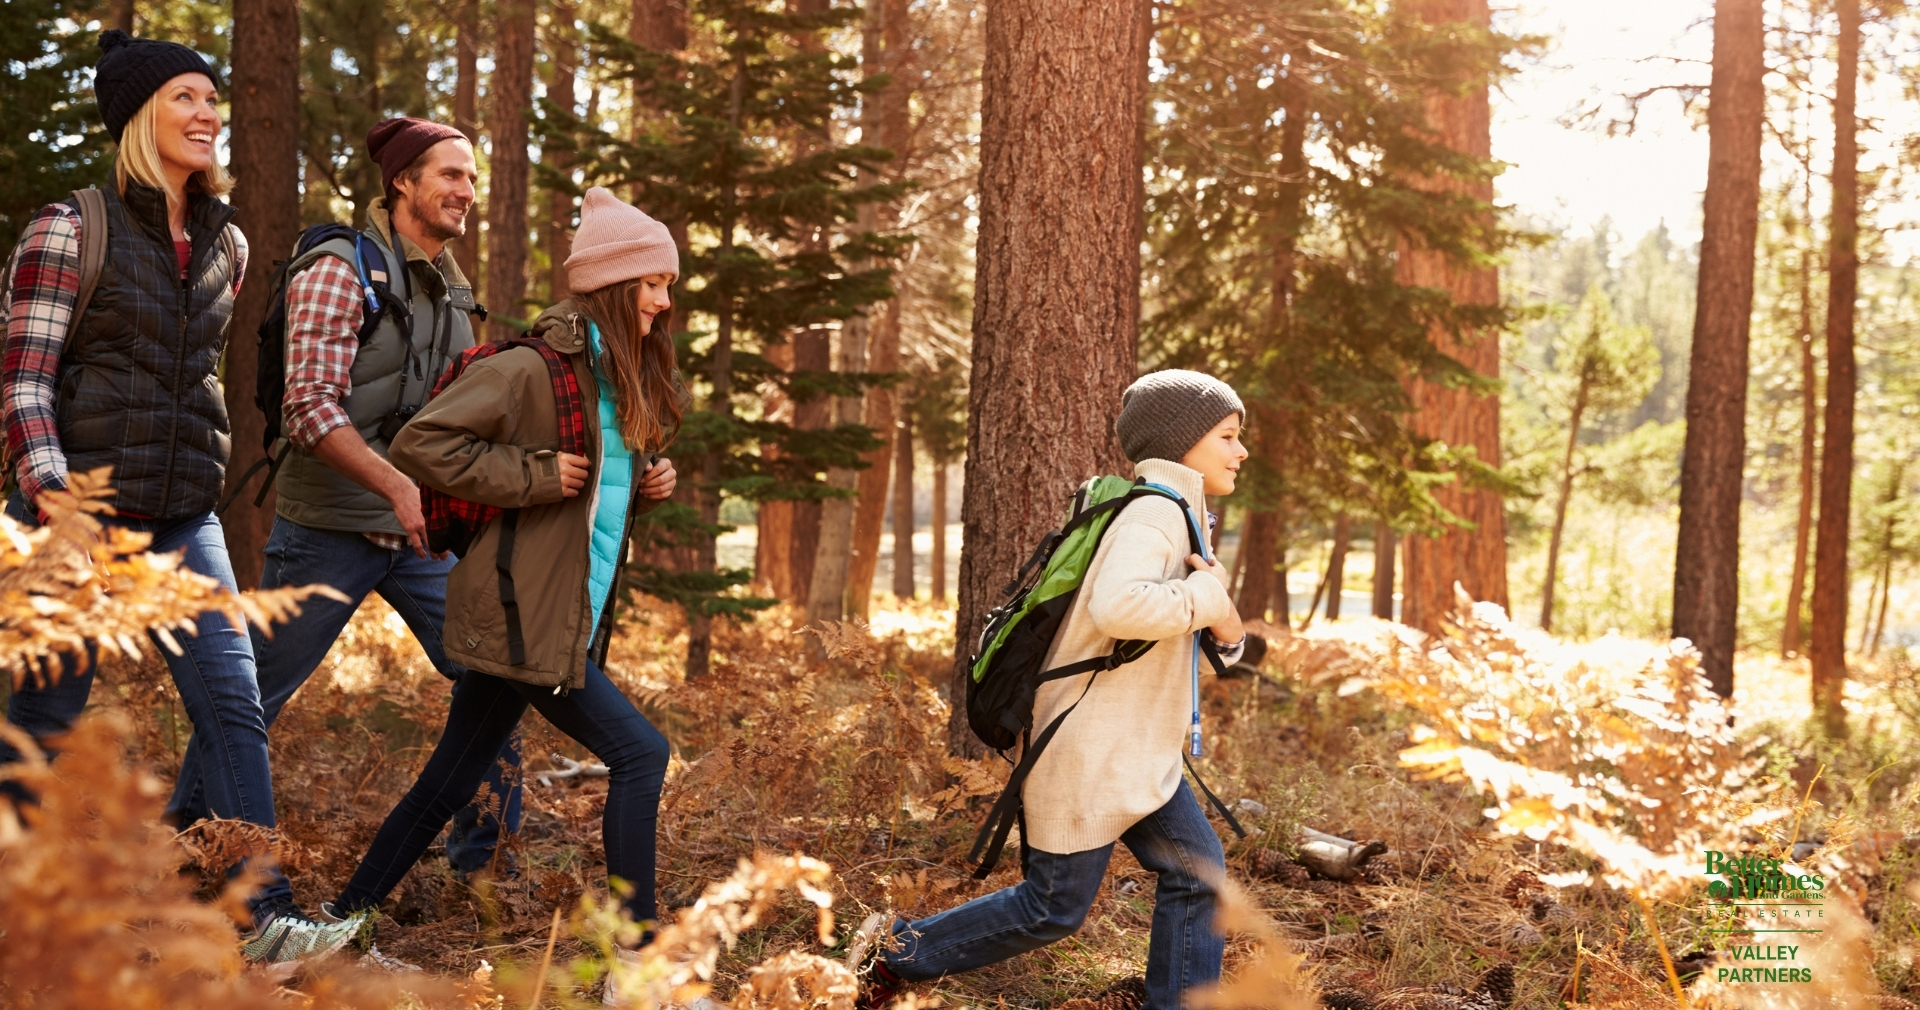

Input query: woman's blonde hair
[114,88,233,199]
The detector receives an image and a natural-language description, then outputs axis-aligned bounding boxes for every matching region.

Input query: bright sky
[1494,0,1717,247]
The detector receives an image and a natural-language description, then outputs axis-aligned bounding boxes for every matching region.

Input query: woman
[0,31,361,962]
[332,189,681,958]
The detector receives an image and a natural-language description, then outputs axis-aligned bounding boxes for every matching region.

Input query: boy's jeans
[166,518,523,873]
[884,779,1225,1009]
[0,499,296,915]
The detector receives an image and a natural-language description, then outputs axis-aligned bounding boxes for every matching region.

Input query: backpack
[0,189,109,492]
[964,475,1246,877]
[419,336,586,667]
[217,223,415,513]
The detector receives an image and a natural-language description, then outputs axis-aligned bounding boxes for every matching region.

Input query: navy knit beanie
[1115,369,1245,464]
[94,30,222,143]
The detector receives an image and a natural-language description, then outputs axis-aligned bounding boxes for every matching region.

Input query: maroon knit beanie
[366,117,467,192]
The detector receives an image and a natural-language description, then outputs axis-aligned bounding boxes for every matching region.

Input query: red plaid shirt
[4,203,247,506]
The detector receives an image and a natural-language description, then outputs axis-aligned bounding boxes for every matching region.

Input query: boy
[863,369,1250,1009]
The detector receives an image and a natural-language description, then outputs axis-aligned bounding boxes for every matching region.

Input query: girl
[0,30,359,962]
[334,188,681,958]
[860,370,1250,1010]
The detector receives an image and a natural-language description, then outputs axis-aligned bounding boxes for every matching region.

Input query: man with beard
[168,118,524,876]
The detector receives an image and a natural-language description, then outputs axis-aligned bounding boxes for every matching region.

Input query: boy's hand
[558,452,591,497]
[1188,554,1246,645]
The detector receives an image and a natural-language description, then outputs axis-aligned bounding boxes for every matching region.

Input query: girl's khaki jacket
[388,300,666,690]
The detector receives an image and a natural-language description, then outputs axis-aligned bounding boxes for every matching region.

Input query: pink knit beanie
[564,187,680,292]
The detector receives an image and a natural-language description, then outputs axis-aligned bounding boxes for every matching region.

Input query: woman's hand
[1188,553,1246,645]
[640,457,677,500]
[558,452,591,497]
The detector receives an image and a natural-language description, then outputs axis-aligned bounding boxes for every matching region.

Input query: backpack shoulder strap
[67,188,107,334]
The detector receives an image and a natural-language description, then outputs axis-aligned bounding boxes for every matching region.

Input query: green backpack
[964,475,1245,877]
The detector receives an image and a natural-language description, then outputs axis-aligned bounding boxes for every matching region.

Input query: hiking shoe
[846,912,909,1010]
[240,902,365,964]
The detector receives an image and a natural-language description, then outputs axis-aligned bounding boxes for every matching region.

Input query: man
[169,118,523,875]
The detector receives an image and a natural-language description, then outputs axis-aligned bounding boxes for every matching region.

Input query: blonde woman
[0,31,361,962]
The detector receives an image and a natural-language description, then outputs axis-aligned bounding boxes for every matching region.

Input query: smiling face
[1178,413,1249,496]
[633,273,674,335]
[391,138,479,246]
[151,73,221,179]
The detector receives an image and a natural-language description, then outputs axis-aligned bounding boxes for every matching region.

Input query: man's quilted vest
[272,219,476,536]
[57,183,238,519]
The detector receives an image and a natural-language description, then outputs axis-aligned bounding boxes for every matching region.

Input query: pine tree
[0,1,111,241]
[541,0,904,668]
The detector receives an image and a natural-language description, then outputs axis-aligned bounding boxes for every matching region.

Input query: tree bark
[544,0,578,303]
[484,0,536,337]
[1672,0,1765,697]
[951,0,1151,754]
[892,413,915,598]
[845,303,896,618]
[1810,0,1859,736]
[1237,509,1281,622]
[1541,382,1591,632]
[1322,513,1352,622]
[930,460,948,604]
[109,0,135,36]
[220,0,301,590]
[1784,226,1818,656]
[631,0,688,51]
[1398,0,1508,635]
[1372,522,1396,620]
[452,0,482,288]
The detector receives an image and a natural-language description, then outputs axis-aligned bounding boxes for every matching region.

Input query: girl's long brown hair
[573,278,685,452]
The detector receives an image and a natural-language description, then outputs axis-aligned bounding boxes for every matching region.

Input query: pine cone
[1254,849,1312,887]
[1056,976,1148,1010]
[1500,871,1540,908]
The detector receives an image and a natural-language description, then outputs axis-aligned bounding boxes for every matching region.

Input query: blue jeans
[0,498,294,915]
[165,518,523,873]
[335,658,669,923]
[884,780,1225,1009]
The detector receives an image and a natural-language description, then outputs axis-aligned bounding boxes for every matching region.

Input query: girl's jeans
[166,517,523,874]
[0,498,295,916]
[884,780,1225,1010]
[335,658,670,923]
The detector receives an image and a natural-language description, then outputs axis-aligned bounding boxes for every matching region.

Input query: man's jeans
[884,780,1225,1010]
[0,500,295,914]
[166,518,523,874]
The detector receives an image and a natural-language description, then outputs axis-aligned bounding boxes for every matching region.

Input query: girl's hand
[558,452,591,497]
[640,457,677,500]
[1188,553,1246,645]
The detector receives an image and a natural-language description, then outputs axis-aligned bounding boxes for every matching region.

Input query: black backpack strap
[970,670,1102,877]
[216,441,291,515]
[498,508,526,666]
[1183,753,1247,839]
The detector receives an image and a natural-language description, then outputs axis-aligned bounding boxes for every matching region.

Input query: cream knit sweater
[1021,458,1235,855]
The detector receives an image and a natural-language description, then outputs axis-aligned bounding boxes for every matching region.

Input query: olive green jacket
[388,301,665,689]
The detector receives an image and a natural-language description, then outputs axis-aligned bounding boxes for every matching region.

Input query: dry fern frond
[809,619,886,671]
[1188,876,1320,1010]
[0,468,346,689]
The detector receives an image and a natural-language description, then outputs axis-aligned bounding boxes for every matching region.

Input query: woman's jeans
[167,518,523,873]
[336,658,669,923]
[0,500,294,915]
[884,780,1225,1010]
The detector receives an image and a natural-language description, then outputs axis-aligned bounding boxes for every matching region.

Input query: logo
[1699,850,1825,986]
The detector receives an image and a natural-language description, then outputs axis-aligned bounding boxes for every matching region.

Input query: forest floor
[38,592,1920,1009]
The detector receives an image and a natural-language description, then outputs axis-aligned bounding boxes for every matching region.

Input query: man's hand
[383,473,438,560]
[1188,553,1246,645]
[640,456,677,500]
[558,452,591,497]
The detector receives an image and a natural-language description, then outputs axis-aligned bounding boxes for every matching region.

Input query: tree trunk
[1672,0,1765,698]
[109,0,134,37]
[1810,0,1858,737]
[951,0,1151,754]
[1398,0,1508,635]
[452,0,482,288]
[544,0,578,303]
[1541,384,1590,632]
[631,0,688,51]
[484,0,536,337]
[1784,228,1819,656]
[892,414,915,599]
[808,326,863,629]
[1372,522,1396,620]
[930,460,949,604]
[1322,513,1352,622]
[220,0,301,590]
[1237,509,1281,622]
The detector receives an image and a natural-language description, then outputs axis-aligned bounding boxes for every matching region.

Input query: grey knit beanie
[1115,369,1245,464]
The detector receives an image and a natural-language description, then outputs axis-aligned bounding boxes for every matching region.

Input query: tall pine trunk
[452,0,482,287]
[930,460,948,604]
[1372,522,1396,619]
[1810,0,1859,737]
[484,0,536,338]
[544,1,578,303]
[1784,214,1819,656]
[892,415,915,599]
[1322,513,1351,622]
[1540,381,1591,632]
[108,0,133,33]
[1398,0,1508,634]
[1236,509,1281,622]
[632,0,687,51]
[952,0,1151,753]
[220,0,301,589]
[1672,0,1765,697]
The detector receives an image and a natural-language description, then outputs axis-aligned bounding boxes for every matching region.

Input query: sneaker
[240,901,365,964]
[846,913,908,1010]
